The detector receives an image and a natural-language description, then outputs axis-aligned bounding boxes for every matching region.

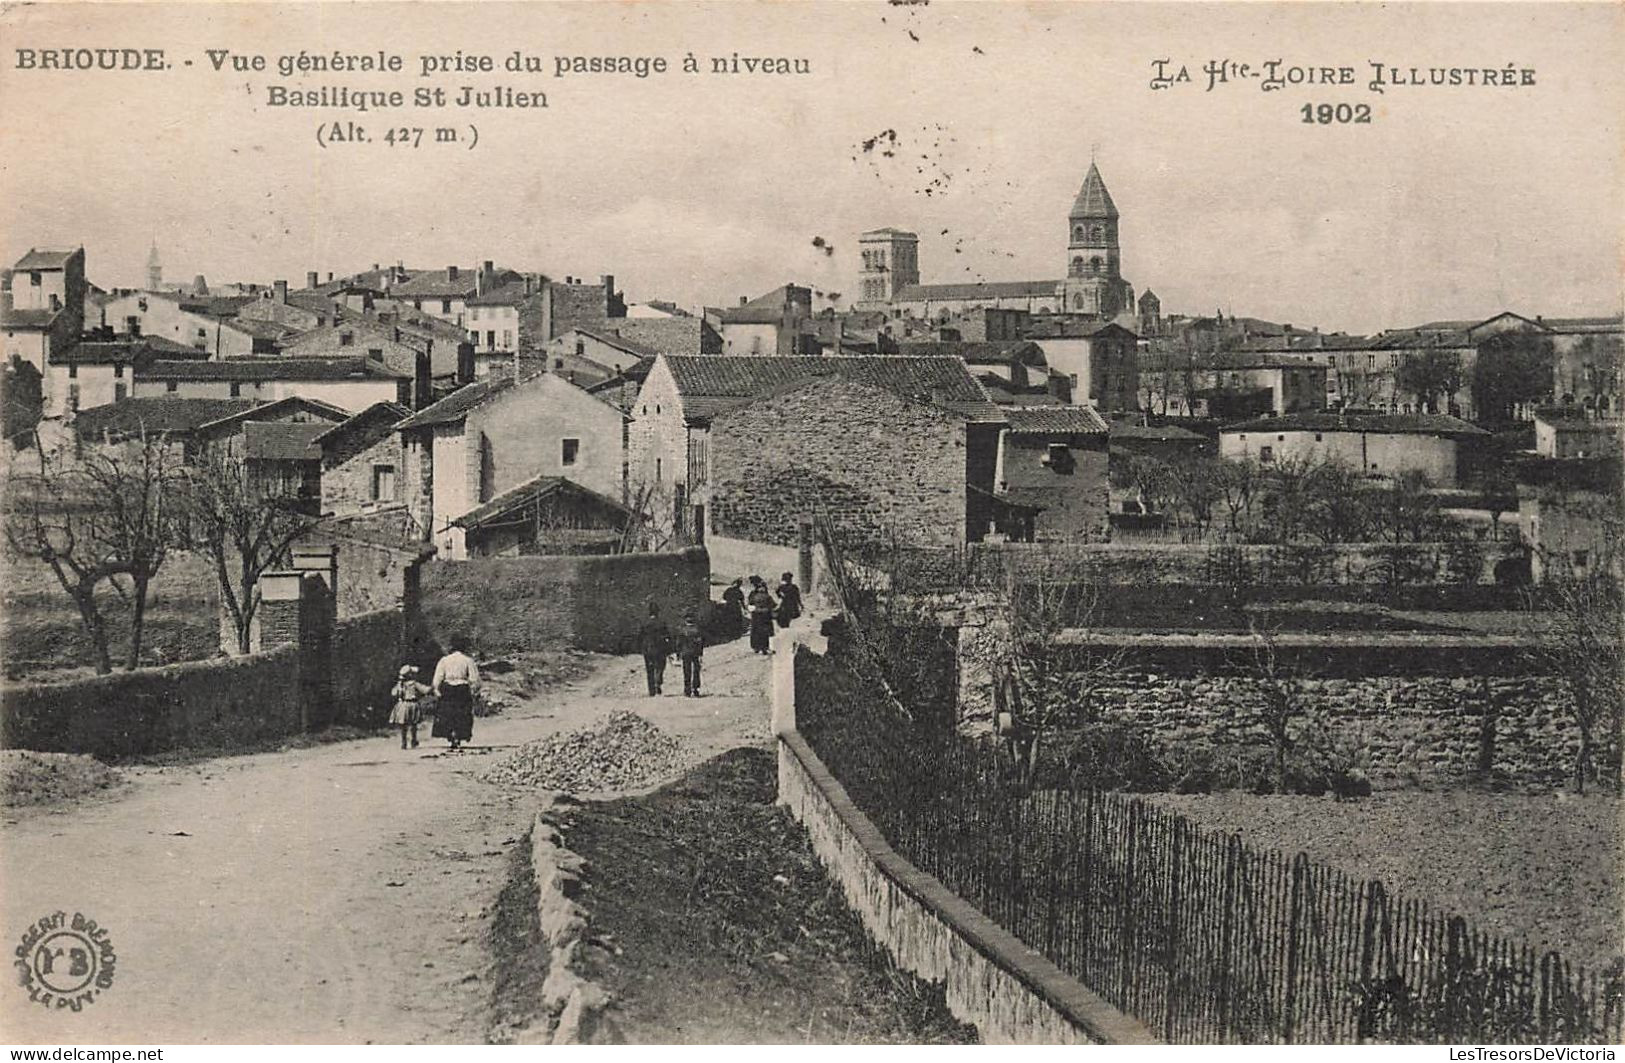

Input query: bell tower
[1061,162,1130,317]
[857,228,919,310]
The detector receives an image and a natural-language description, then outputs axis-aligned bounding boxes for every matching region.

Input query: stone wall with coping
[773,630,1156,1045]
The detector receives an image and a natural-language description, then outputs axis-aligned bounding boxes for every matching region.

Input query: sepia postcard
[0,0,1621,1050]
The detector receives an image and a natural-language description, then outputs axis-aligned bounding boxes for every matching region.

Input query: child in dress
[390,665,429,749]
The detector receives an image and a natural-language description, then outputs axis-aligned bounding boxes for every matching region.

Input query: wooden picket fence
[798,661,1624,1044]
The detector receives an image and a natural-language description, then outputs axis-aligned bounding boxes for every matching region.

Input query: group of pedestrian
[391,575,806,748]
[731,572,801,654]
[389,635,482,753]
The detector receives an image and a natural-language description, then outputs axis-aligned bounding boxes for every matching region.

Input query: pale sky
[1,1,1621,335]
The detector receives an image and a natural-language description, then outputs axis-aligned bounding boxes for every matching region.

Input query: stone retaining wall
[772,631,1155,1045]
[1,645,303,758]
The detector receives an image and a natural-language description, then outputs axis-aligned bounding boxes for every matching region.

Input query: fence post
[1121,800,1139,1005]
[1081,788,1096,976]
[1164,817,1183,1041]
[1357,879,1387,1043]
[1218,834,1239,1041]
[1282,852,1308,1043]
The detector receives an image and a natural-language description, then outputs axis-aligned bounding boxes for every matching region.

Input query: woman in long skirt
[431,636,481,751]
[746,576,775,654]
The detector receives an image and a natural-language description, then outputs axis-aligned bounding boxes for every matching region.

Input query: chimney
[602,274,615,299]
[274,279,288,304]
[475,270,485,297]
[483,259,494,275]
[326,272,334,282]
[739,296,748,307]
[372,262,381,272]
[307,270,319,289]
[413,349,432,409]
[523,275,534,296]
[447,265,459,282]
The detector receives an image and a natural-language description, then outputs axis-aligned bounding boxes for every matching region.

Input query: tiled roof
[894,279,1062,303]
[176,295,257,319]
[451,475,630,530]
[1108,420,1207,443]
[1542,315,1623,334]
[1025,318,1137,340]
[135,357,410,381]
[574,326,659,359]
[465,281,531,307]
[897,340,1046,364]
[661,354,1003,423]
[1221,412,1489,437]
[395,366,616,430]
[0,307,59,329]
[1002,405,1109,434]
[243,421,328,462]
[1142,349,1325,371]
[13,249,78,271]
[71,397,261,439]
[1366,329,1472,350]
[310,400,412,445]
[228,317,304,340]
[196,395,352,433]
[51,337,206,366]
[390,269,480,299]
[606,317,716,356]
[860,227,918,238]
[394,371,518,429]
[1069,163,1118,219]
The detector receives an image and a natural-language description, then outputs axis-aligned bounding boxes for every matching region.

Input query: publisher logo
[14,912,116,1011]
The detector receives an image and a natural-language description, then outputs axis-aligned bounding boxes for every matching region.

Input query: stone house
[132,357,411,413]
[44,334,201,418]
[395,369,626,560]
[1141,348,1329,418]
[2,247,85,376]
[1219,411,1489,487]
[1533,409,1623,460]
[192,395,352,510]
[314,400,411,518]
[1025,320,1140,412]
[70,395,260,461]
[637,356,1005,549]
[715,285,817,356]
[517,275,626,348]
[388,262,521,329]
[995,406,1111,542]
[98,290,275,358]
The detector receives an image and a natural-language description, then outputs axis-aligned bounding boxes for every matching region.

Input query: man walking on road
[676,608,705,697]
[638,601,673,696]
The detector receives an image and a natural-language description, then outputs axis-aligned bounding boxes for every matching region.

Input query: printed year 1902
[1301,103,1372,125]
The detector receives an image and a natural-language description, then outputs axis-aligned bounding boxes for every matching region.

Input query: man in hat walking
[675,607,705,697]
[638,601,673,696]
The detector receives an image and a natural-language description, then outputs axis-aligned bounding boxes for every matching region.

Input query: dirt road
[0,635,774,1044]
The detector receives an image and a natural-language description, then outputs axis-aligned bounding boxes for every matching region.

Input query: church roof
[893,279,1061,303]
[1070,163,1118,220]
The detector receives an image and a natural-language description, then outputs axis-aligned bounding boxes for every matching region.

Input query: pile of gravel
[484,711,689,792]
[1,750,123,808]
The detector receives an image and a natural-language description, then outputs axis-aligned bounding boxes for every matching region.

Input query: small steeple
[146,240,162,290]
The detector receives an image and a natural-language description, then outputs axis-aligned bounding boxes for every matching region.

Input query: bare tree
[176,448,319,655]
[79,436,181,669]
[1217,457,1261,539]
[984,562,1124,787]
[1526,565,1624,794]
[1238,622,1307,793]
[4,448,121,673]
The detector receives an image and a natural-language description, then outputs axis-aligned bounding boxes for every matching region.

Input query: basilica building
[857,162,1138,325]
